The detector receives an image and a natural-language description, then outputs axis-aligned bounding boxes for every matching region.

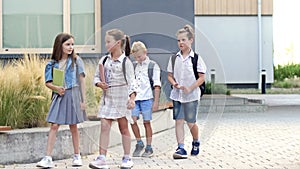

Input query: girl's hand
[80,102,86,111]
[127,99,135,110]
[97,82,109,90]
[152,101,159,112]
[180,86,191,94]
[57,87,66,96]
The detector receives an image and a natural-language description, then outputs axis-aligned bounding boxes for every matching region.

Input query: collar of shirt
[108,52,126,62]
[176,50,195,60]
[138,56,150,66]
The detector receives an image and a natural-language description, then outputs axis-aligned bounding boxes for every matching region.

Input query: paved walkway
[2,94,300,169]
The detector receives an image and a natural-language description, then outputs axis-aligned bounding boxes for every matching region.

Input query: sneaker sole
[191,152,199,156]
[141,153,154,158]
[132,154,141,157]
[173,154,188,159]
[72,164,83,167]
[120,166,133,169]
[88,163,109,169]
[132,150,143,157]
[36,164,54,168]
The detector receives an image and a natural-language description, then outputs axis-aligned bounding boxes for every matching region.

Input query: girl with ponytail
[90,29,137,169]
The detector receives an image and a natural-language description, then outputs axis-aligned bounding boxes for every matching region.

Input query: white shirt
[167,50,206,103]
[135,56,161,101]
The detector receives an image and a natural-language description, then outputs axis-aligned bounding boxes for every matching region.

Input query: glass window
[71,0,95,46]
[2,0,63,48]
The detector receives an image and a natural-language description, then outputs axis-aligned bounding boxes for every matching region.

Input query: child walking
[89,29,137,169]
[130,41,161,157]
[167,25,206,159]
[37,33,86,168]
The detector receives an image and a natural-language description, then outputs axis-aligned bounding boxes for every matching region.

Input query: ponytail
[176,24,194,40]
[124,35,130,57]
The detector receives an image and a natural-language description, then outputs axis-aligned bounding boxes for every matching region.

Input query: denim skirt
[46,87,87,125]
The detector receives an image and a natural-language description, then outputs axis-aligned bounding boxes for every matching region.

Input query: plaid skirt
[98,85,132,123]
[46,87,87,125]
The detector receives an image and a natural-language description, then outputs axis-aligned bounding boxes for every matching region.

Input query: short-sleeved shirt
[134,56,161,101]
[167,50,206,103]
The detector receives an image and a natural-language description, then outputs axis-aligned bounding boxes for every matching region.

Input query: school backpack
[133,61,156,90]
[171,53,205,97]
[102,55,128,84]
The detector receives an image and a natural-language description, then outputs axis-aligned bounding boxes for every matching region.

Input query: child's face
[62,38,74,56]
[105,34,119,52]
[133,50,147,63]
[177,32,193,52]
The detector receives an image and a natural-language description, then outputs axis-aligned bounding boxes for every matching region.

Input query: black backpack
[171,53,205,97]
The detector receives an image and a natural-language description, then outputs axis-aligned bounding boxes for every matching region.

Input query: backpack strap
[102,55,109,65]
[50,60,56,99]
[191,53,199,80]
[148,61,155,89]
[103,55,127,84]
[192,53,205,97]
[122,57,127,84]
[171,54,177,73]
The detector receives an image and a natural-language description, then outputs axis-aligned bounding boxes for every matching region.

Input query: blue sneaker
[191,141,200,156]
[173,147,188,159]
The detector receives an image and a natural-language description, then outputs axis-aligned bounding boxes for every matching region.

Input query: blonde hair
[106,29,131,56]
[131,41,147,54]
[176,24,194,40]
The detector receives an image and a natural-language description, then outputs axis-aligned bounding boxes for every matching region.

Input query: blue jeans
[132,99,153,121]
[172,100,198,123]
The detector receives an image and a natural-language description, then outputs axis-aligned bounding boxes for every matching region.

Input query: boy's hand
[152,101,159,112]
[127,99,135,110]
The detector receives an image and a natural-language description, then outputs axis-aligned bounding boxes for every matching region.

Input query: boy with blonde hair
[130,41,161,157]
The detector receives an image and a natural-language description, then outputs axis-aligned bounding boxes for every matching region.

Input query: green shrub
[0,55,101,129]
[0,55,50,128]
[204,82,230,95]
[274,63,300,81]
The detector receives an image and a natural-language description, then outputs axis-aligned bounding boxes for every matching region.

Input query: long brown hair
[51,33,77,66]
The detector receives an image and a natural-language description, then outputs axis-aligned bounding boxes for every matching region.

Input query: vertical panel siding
[195,0,273,15]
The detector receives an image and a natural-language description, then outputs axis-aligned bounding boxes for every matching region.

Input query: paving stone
[2,98,300,169]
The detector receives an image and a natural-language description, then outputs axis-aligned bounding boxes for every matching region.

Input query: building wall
[195,16,273,84]
[195,0,273,15]
[0,0,274,87]
[194,0,273,86]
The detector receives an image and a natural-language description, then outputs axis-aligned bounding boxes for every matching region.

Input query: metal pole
[211,69,216,84]
[211,69,216,94]
[261,69,266,94]
[258,0,262,89]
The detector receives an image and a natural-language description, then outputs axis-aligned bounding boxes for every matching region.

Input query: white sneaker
[72,154,83,166]
[36,156,54,168]
[89,156,109,169]
[121,157,133,168]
